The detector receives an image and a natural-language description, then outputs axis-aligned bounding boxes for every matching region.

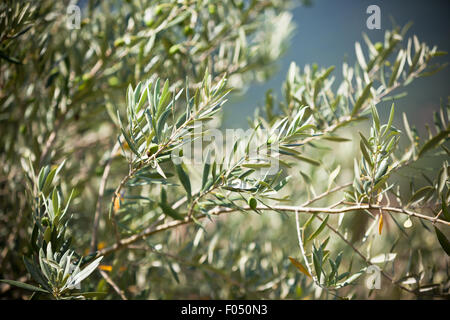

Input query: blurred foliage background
[0,0,449,300]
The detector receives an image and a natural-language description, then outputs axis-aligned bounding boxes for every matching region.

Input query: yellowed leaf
[378,213,384,235]
[97,241,106,250]
[289,257,311,278]
[113,195,123,212]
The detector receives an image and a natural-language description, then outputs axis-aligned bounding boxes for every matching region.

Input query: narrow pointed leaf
[0,280,49,293]
[289,257,312,278]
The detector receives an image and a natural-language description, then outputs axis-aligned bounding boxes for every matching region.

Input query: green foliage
[1,0,449,300]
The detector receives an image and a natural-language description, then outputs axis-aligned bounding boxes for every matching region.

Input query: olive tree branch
[98,269,128,300]
[107,89,225,244]
[96,202,449,258]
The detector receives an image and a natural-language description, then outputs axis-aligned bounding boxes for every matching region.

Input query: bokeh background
[224,0,450,133]
[1,0,448,300]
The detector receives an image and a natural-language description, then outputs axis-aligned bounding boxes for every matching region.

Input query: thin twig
[96,202,449,258]
[314,214,415,295]
[302,182,352,207]
[108,89,223,238]
[294,211,319,286]
[99,270,128,300]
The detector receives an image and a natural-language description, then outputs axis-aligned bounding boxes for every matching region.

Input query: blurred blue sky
[223,0,450,131]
